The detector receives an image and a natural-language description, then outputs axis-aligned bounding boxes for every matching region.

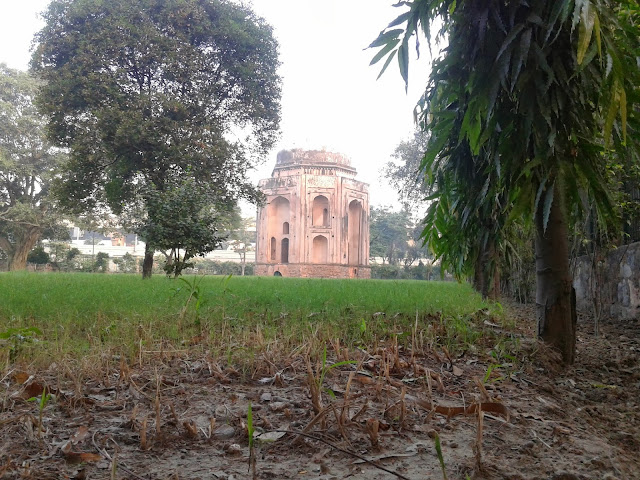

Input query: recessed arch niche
[267,196,290,263]
[312,235,328,264]
[312,195,330,227]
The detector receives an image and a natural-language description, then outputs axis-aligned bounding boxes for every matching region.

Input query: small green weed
[433,431,448,480]
[318,345,357,398]
[483,363,506,383]
[175,275,206,322]
[0,326,42,363]
[28,387,52,438]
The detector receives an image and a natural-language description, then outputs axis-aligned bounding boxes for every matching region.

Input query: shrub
[27,246,50,265]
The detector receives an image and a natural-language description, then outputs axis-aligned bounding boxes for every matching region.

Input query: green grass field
[0,272,498,367]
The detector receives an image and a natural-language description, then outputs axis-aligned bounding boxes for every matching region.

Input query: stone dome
[275,149,352,168]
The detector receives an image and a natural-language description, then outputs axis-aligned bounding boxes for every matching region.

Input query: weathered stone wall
[255,263,371,279]
[255,148,369,279]
[573,241,640,320]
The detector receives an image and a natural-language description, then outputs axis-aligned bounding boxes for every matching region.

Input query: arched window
[283,222,289,234]
[312,235,328,263]
[270,237,276,261]
[312,195,330,227]
[281,238,289,263]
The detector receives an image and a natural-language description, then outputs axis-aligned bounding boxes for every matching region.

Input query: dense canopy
[31,0,282,276]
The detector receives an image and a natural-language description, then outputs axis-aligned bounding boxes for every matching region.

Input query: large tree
[0,64,67,271]
[371,0,639,363]
[383,129,430,209]
[31,0,281,277]
[369,206,412,265]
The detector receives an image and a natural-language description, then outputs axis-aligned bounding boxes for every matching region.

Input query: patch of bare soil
[1,307,639,480]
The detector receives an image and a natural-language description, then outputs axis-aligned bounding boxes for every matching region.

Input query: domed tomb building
[255,149,370,278]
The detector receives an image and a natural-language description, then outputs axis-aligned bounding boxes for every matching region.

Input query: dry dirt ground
[1,306,639,480]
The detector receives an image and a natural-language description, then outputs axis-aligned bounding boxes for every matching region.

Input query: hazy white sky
[0,0,432,209]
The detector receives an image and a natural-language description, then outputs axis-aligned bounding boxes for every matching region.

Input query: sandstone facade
[255,149,370,279]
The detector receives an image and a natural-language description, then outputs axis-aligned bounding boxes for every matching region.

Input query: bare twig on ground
[257,429,411,480]
[91,430,147,480]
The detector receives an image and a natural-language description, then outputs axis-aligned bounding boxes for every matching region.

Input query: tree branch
[0,235,13,254]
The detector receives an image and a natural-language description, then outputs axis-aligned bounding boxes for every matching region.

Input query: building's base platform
[255,263,371,279]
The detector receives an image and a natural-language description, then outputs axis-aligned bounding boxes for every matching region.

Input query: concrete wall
[573,241,640,320]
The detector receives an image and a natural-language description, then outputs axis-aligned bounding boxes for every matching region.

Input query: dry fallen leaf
[452,365,464,377]
[21,380,49,400]
[70,426,90,445]
[434,402,509,420]
[13,372,30,384]
[63,451,103,465]
[255,430,287,442]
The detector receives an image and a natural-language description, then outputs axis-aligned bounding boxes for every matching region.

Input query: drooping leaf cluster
[371,0,639,283]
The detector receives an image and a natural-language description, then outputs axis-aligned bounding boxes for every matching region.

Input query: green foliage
[369,206,414,265]
[27,246,50,265]
[113,253,137,274]
[247,401,254,452]
[46,242,84,271]
[500,224,536,303]
[27,387,52,438]
[67,248,80,261]
[370,0,639,311]
[317,345,357,398]
[135,178,226,277]
[383,129,430,208]
[433,431,448,480]
[32,0,281,276]
[227,213,257,276]
[0,272,492,364]
[370,262,441,281]
[0,64,68,270]
[175,275,207,322]
[94,252,109,273]
[0,326,42,363]
[189,259,255,276]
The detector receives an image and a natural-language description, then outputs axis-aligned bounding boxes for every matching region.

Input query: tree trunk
[7,228,42,271]
[535,183,576,364]
[473,237,500,300]
[486,238,500,301]
[142,244,154,279]
[473,254,485,296]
